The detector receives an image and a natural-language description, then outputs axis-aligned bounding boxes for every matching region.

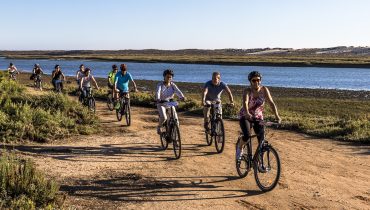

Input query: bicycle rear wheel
[171,124,181,159]
[214,119,225,153]
[125,103,131,126]
[107,93,114,111]
[254,145,281,192]
[236,137,250,178]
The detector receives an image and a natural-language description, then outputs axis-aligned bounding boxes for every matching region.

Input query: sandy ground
[9,88,370,210]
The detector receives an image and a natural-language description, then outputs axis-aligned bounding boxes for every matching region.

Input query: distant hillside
[2,47,370,68]
[2,46,370,56]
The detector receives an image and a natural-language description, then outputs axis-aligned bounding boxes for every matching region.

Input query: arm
[128,73,137,91]
[155,83,162,102]
[40,68,44,74]
[76,70,80,80]
[61,72,66,80]
[202,87,208,106]
[92,76,99,89]
[172,83,185,100]
[242,88,252,119]
[225,85,234,105]
[131,80,138,92]
[264,87,281,123]
[80,77,84,90]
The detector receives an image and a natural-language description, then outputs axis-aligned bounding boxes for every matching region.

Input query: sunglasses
[251,79,261,83]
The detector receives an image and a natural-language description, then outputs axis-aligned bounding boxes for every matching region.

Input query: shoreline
[10,71,370,101]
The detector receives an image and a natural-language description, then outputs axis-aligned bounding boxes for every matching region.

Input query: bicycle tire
[205,129,212,146]
[107,93,114,111]
[116,99,123,121]
[235,137,250,178]
[254,145,281,192]
[172,124,181,159]
[214,119,225,153]
[160,132,168,150]
[89,97,96,113]
[125,103,131,126]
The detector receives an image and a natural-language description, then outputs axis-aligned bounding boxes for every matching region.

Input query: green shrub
[0,79,99,142]
[0,151,64,209]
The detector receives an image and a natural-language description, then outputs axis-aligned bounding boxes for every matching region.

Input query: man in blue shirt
[202,72,234,131]
[114,64,138,109]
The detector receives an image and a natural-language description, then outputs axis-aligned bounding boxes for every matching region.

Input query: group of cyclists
[7,62,282,160]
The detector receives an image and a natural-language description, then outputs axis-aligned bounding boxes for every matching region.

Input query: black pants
[239,117,264,143]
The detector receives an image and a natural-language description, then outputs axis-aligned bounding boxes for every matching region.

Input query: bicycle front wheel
[107,93,114,111]
[116,101,123,121]
[171,124,181,159]
[236,137,250,178]
[125,103,131,126]
[214,119,225,153]
[254,145,281,192]
[88,97,96,113]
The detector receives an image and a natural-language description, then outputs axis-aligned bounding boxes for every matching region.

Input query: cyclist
[114,64,138,109]
[7,63,19,79]
[75,64,85,87]
[32,64,44,90]
[236,71,281,158]
[51,65,66,91]
[156,69,186,135]
[202,71,234,132]
[108,64,118,96]
[80,68,100,100]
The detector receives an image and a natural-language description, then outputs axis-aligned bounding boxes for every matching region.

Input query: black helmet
[34,63,40,68]
[85,67,91,72]
[248,71,262,81]
[112,64,118,69]
[163,69,174,77]
[9,62,13,66]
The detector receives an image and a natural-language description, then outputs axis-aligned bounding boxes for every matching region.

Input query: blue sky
[1,0,370,50]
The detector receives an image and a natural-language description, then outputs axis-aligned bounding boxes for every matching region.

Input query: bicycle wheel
[254,145,281,192]
[125,103,131,126]
[160,131,168,150]
[236,137,250,178]
[171,124,181,159]
[88,97,96,113]
[205,128,212,146]
[214,119,225,153]
[116,100,123,121]
[107,93,114,111]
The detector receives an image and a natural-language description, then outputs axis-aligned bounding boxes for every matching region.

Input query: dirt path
[12,90,370,209]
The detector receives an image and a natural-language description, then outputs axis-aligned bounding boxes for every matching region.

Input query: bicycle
[204,100,225,153]
[81,87,96,112]
[116,91,131,126]
[54,79,64,93]
[9,72,17,80]
[34,74,43,90]
[158,99,182,159]
[106,89,114,111]
[235,120,281,192]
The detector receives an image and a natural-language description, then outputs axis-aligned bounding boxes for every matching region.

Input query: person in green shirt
[108,64,118,97]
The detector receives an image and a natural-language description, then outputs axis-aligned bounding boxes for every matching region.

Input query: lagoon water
[1,57,369,90]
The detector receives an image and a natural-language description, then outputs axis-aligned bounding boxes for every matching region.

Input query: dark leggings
[239,117,264,143]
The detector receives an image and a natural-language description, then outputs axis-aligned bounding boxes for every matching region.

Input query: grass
[0,72,99,142]
[3,50,370,67]
[0,150,64,209]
